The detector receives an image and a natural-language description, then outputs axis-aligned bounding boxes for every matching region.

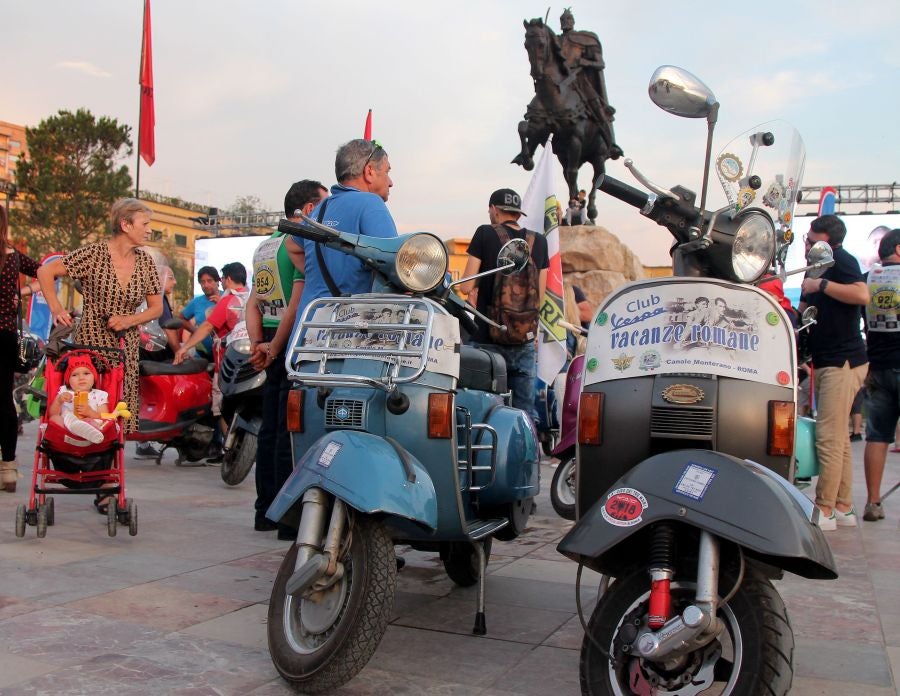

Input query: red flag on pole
[139,0,155,166]
[363,109,372,140]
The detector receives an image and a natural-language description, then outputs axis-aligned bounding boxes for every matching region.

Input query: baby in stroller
[48,355,113,444]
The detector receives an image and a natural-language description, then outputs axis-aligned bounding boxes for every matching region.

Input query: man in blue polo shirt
[291,138,398,318]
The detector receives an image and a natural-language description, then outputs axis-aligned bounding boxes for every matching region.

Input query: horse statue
[512,17,622,223]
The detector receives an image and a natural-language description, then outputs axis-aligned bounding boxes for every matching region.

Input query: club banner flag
[139,0,155,166]
[363,109,373,140]
[522,143,567,385]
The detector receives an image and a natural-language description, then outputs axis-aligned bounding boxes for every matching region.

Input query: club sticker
[716,153,743,182]
[673,462,717,501]
[602,487,648,527]
[317,441,342,468]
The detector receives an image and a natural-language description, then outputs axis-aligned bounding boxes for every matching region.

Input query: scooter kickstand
[472,540,487,636]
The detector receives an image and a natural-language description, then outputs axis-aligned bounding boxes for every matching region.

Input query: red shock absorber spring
[648,570,673,629]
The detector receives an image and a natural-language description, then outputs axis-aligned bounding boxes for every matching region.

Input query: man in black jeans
[246,180,327,539]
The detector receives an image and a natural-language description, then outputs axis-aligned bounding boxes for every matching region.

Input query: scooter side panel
[472,403,541,505]
[559,449,837,580]
[268,430,438,530]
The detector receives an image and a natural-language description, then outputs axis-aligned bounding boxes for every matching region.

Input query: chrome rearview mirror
[782,240,836,280]
[497,238,530,275]
[800,306,818,327]
[649,66,718,119]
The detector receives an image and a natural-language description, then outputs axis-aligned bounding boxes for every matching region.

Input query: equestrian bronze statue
[512,9,623,223]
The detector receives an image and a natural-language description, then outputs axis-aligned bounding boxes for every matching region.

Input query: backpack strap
[491,223,535,254]
[314,198,342,297]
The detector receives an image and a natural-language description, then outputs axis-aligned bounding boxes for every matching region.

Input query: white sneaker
[834,506,858,527]
[816,508,837,531]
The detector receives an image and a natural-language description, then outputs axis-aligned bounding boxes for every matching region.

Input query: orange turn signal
[428,392,454,439]
[578,392,604,446]
[286,389,304,433]
[767,400,794,456]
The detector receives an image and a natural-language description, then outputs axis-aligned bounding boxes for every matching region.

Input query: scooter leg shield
[557,449,837,580]
[266,430,438,531]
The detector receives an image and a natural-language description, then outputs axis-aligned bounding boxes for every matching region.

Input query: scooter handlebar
[596,174,651,211]
[277,218,335,244]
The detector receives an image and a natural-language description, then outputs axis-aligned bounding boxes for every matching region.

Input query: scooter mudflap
[286,554,329,597]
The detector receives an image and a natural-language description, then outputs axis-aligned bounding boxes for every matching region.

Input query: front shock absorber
[647,523,676,629]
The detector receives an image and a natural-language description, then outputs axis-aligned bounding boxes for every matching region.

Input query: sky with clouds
[2,0,899,265]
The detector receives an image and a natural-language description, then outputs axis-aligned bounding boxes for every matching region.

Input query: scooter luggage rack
[287,296,437,392]
[456,406,498,492]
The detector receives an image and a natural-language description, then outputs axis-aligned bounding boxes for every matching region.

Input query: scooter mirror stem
[697,101,720,215]
[447,261,516,291]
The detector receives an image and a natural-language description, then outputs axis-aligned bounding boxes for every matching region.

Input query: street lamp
[0,180,17,216]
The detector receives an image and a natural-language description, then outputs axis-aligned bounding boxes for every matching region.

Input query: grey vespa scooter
[558,66,839,696]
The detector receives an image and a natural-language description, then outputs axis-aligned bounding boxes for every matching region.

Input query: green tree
[228,194,264,216]
[13,108,133,257]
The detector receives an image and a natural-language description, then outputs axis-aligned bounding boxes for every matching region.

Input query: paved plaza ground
[0,420,897,695]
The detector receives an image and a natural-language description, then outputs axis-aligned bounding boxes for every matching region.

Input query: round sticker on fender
[601,487,648,527]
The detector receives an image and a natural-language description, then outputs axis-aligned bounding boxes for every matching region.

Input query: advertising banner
[583,279,795,388]
[296,301,461,379]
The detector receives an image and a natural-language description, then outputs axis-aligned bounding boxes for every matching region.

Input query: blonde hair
[563,281,587,356]
[109,198,152,235]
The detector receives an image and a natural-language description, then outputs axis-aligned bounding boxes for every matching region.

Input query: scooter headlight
[229,337,252,355]
[394,233,448,293]
[730,211,775,282]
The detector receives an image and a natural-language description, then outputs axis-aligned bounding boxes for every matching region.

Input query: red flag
[139,0,155,166]
[363,109,372,140]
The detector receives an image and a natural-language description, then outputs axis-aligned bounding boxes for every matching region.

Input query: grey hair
[109,197,152,235]
[334,139,388,183]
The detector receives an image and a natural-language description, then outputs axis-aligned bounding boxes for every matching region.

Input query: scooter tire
[220,431,257,486]
[550,458,576,521]
[268,515,397,693]
[580,563,794,696]
[441,539,492,587]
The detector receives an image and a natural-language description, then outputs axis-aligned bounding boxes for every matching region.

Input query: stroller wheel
[46,497,55,526]
[15,504,26,537]
[36,505,48,538]
[127,499,138,536]
[107,498,118,537]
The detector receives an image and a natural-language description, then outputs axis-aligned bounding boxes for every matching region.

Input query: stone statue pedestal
[560,225,646,308]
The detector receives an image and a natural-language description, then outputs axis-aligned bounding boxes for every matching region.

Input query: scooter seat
[457,346,507,394]
[139,357,209,376]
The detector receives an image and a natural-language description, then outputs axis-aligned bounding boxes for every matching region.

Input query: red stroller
[15,345,137,537]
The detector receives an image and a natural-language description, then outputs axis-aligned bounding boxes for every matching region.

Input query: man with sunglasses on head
[291,139,398,320]
[799,214,869,531]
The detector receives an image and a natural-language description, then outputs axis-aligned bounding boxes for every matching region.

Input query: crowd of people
[2,139,897,537]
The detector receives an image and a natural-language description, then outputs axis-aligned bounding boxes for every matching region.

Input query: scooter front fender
[232,411,262,437]
[558,449,837,580]
[266,431,438,530]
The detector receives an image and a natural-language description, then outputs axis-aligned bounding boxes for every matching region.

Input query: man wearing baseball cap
[458,188,549,421]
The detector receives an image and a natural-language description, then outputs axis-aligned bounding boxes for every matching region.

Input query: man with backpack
[459,188,549,421]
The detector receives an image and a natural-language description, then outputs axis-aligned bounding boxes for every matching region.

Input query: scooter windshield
[714,120,806,262]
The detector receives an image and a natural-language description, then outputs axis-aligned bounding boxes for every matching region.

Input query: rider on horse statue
[557,8,623,159]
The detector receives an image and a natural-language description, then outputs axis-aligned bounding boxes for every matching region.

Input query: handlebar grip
[277,218,333,243]
[596,174,650,210]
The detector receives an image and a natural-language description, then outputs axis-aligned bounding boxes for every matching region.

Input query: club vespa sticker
[317,441,343,469]
[673,462,717,501]
[602,487,648,527]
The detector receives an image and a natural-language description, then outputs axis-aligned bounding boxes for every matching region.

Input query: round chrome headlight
[394,234,448,293]
[229,336,252,355]
[731,211,775,282]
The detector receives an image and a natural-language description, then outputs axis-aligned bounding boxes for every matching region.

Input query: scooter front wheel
[220,431,257,486]
[580,564,793,695]
[268,515,397,693]
[550,457,576,521]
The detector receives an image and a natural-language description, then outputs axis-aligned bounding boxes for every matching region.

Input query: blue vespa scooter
[265,217,540,693]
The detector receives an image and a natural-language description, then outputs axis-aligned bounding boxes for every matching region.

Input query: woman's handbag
[15,301,41,373]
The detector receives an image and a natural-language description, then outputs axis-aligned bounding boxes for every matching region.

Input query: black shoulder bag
[15,294,41,374]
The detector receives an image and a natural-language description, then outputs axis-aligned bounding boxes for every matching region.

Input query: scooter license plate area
[584,279,795,389]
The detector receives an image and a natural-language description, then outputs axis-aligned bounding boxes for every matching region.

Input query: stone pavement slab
[0,422,896,694]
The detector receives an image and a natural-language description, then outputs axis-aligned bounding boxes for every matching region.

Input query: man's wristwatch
[820,278,830,293]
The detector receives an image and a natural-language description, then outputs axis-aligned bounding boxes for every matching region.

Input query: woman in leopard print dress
[38,198,162,434]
